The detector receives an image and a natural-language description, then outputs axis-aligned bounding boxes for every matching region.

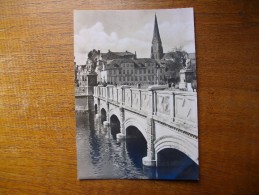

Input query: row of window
[109,69,163,75]
[121,63,156,68]
[121,63,134,68]
[110,75,163,82]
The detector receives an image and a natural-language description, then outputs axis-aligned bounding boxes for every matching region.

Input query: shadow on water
[126,126,147,168]
[156,148,199,180]
[110,115,121,139]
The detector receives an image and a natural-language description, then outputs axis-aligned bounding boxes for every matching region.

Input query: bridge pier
[142,117,156,166]
[95,98,101,130]
[116,107,126,139]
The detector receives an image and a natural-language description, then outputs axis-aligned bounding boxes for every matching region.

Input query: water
[76,112,198,180]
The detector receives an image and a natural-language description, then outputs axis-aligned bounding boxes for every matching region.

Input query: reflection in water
[76,112,198,180]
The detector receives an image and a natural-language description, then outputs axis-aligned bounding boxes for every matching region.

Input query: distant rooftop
[101,50,135,60]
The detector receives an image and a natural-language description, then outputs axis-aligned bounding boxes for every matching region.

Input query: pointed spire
[151,13,163,60]
[152,13,162,43]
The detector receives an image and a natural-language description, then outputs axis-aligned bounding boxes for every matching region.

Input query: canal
[76,112,198,180]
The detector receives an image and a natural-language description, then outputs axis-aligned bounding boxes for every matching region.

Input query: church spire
[151,13,163,60]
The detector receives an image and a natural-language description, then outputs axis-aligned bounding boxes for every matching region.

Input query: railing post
[139,90,141,111]
[130,89,132,108]
[116,88,118,103]
[106,87,109,102]
[172,92,175,121]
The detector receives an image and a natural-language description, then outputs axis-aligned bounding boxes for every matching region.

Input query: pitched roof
[105,58,165,69]
[101,50,135,60]
[106,58,135,69]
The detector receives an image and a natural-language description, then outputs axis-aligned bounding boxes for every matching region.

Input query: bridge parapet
[94,85,198,135]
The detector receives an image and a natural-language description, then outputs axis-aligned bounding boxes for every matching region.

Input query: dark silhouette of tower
[151,14,163,60]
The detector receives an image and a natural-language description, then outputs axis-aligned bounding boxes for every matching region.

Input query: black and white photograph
[74,8,199,180]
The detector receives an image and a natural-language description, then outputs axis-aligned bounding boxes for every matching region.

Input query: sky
[74,8,195,65]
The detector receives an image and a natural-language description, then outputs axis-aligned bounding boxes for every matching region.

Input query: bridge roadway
[93,85,198,167]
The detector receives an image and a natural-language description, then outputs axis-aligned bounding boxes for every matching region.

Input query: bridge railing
[94,85,198,130]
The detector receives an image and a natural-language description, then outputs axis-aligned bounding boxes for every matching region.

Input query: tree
[162,47,189,84]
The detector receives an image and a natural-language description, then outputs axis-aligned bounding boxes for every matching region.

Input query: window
[114,70,116,74]
[131,70,133,74]
[144,69,146,74]
[135,76,137,80]
[151,69,154,74]
[123,70,125,74]
[140,77,142,81]
[148,69,150,73]
[119,77,121,81]
[119,70,121,74]
[139,69,142,74]
[127,70,129,74]
[135,69,137,74]
[144,76,146,81]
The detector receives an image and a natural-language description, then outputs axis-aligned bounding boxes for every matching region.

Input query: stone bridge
[93,85,199,167]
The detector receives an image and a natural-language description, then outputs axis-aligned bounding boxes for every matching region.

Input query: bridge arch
[110,114,120,138]
[154,136,198,165]
[124,118,147,142]
[125,125,147,168]
[108,108,121,124]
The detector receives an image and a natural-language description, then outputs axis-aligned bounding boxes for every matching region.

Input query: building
[100,58,165,85]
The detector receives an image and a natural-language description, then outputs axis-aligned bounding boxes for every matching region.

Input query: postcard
[74,8,198,180]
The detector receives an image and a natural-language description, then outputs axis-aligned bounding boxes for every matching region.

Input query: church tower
[151,14,163,60]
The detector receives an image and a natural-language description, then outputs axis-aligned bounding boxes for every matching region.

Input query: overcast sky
[74,8,195,65]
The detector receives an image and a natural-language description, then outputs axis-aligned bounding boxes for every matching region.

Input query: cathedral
[76,14,196,87]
